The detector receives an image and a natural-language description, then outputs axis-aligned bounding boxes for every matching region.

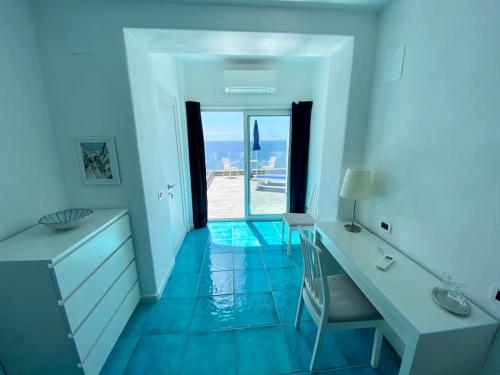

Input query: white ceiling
[127,29,351,57]
[34,0,392,12]
[176,0,393,11]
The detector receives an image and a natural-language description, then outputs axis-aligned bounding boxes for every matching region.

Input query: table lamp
[340,168,372,232]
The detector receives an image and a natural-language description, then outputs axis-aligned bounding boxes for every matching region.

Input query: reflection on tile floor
[102,221,401,375]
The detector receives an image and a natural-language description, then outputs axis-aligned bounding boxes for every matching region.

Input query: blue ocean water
[204,140,288,170]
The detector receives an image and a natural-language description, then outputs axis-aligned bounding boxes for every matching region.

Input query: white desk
[315,222,497,375]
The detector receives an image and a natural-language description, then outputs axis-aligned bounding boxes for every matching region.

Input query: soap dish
[431,287,471,316]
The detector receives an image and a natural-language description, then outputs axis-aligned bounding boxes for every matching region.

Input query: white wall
[151,53,190,235]
[182,55,355,219]
[307,57,329,200]
[150,53,187,292]
[359,0,500,371]
[0,0,67,241]
[33,0,378,297]
[313,40,356,220]
[181,50,366,221]
[125,36,187,298]
[123,33,165,297]
[183,56,323,216]
[182,56,318,105]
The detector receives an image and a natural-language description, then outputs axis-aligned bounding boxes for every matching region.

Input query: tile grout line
[117,223,399,375]
[177,238,209,375]
[260,247,297,373]
[230,222,241,375]
[119,333,140,373]
[193,240,209,298]
[271,223,309,374]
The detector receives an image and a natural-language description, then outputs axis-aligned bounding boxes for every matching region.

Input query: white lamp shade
[340,168,372,200]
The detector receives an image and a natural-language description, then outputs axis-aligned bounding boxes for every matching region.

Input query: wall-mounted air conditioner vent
[224,70,277,95]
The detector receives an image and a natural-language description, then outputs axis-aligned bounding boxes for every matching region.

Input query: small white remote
[376,255,395,270]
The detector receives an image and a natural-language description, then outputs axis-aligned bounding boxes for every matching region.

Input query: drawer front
[54,214,131,300]
[73,261,138,361]
[81,282,140,375]
[63,238,135,332]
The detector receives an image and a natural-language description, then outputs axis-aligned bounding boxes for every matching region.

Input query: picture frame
[75,137,121,185]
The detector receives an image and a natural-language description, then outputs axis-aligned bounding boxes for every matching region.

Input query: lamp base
[344,223,361,233]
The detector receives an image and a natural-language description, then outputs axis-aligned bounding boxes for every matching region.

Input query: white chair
[221,157,237,178]
[295,227,384,372]
[281,185,319,255]
[261,156,277,173]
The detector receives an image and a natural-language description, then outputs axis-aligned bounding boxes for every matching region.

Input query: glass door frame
[200,106,291,222]
[243,110,292,221]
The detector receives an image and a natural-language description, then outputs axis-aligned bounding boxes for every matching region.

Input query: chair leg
[370,325,383,368]
[310,319,326,372]
[287,226,293,256]
[294,290,304,329]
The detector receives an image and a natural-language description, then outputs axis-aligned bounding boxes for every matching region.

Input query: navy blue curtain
[185,101,208,228]
[289,101,313,213]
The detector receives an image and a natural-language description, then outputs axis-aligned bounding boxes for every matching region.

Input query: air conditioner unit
[224,70,277,94]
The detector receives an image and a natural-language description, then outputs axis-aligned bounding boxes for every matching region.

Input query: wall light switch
[158,191,164,200]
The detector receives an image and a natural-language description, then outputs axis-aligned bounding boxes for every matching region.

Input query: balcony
[207,169,287,219]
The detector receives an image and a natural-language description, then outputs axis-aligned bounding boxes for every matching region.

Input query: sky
[201,111,290,142]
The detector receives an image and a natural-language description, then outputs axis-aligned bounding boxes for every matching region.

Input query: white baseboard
[141,260,176,303]
[140,293,161,303]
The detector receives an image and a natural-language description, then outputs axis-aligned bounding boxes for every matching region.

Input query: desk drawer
[73,260,137,361]
[63,238,135,332]
[54,215,131,300]
[81,282,140,375]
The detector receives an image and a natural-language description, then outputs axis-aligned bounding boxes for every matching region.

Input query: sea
[204,140,288,171]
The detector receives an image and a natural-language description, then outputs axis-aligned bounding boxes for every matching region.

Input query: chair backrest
[266,156,277,168]
[298,227,330,317]
[222,158,231,168]
[306,185,320,219]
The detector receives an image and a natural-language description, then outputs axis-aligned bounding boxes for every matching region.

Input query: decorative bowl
[39,209,94,231]
[431,286,471,316]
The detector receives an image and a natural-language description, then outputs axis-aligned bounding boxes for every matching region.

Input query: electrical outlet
[380,220,392,233]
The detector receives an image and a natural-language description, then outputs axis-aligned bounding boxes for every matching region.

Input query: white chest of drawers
[0,209,140,375]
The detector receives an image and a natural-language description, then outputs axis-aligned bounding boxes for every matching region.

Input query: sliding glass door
[202,110,291,220]
[202,111,245,220]
[246,113,291,217]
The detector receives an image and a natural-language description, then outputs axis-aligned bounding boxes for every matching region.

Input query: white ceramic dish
[431,286,471,316]
[39,209,94,231]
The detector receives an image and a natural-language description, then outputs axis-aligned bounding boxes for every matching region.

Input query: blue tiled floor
[104,221,400,374]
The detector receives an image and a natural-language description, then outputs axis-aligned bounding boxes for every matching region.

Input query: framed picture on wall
[75,137,121,184]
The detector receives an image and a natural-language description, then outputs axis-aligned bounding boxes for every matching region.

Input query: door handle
[167,184,175,190]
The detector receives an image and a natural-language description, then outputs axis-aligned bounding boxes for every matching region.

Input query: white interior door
[157,90,187,249]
